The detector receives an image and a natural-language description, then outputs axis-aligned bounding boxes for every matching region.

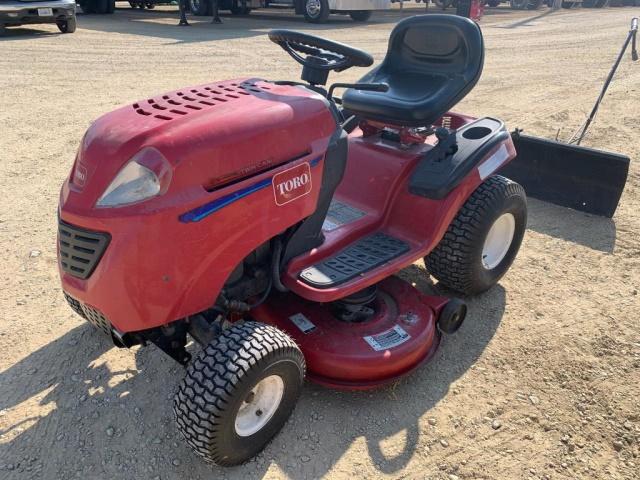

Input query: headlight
[96,148,170,208]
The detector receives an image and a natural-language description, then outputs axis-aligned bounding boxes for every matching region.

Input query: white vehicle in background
[189,0,390,23]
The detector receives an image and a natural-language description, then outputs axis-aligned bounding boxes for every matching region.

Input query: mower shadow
[0,275,505,479]
[0,322,182,478]
[526,198,617,253]
[230,268,507,479]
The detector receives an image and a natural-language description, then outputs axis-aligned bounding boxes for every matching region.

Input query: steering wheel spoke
[268,29,373,84]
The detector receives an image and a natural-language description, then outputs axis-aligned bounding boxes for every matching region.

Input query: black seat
[342,15,484,127]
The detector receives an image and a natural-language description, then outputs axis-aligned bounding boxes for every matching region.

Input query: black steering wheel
[268,30,373,73]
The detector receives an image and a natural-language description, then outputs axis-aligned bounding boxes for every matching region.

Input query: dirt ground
[1,4,639,480]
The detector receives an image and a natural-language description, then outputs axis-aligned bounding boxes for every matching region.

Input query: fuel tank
[68,78,337,208]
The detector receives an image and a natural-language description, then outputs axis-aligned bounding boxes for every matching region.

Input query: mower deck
[252,276,448,390]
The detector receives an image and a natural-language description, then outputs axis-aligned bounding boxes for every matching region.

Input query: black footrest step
[299,232,409,288]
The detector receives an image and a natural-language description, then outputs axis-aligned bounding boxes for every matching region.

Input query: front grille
[58,219,110,280]
[64,292,112,335]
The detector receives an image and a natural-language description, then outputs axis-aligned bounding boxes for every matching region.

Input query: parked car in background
[0,0,76,32]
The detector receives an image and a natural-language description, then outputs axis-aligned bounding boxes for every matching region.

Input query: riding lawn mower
[57,15,631,466]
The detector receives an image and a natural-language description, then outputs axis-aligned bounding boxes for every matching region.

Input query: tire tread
[174,321,305,466]
[425,175,525,295]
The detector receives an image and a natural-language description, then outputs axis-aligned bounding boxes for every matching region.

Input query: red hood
[62,78,336,216]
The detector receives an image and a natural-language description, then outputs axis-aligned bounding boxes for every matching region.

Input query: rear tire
[57,17,77,32]
[304,0,330,23]
[349,10,372,21]
[487,0,501,6]
[425,175,527,296]
[174,321,305,466]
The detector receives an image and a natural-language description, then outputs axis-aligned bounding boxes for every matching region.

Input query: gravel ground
[1,5,639,480]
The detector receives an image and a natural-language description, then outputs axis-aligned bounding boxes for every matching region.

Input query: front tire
[304,0,330,23]
[425,175,527,296]
[174,321,305,466]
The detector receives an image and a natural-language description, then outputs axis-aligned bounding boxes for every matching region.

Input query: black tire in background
[81,0,106,12]
[174,322,305,466]
[57,16,77,33]
[95,0,109,13]
[190,0,212,15]
[425,175,527,296]
[349,10,372,21]
[510,0,540,8]
[79,0,95,13]
[304,0,330,23]
[487,0,501,6]
[230,1,252,14]
[106,0,115,13]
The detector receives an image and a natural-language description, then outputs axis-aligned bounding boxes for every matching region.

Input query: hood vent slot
[132,80,271,121]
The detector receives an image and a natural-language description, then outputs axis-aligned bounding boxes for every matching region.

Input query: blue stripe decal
[180,177,272,223]
[179,156,323,223]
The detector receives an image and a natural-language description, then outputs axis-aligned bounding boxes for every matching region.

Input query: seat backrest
[386,14,483,80]
[342,15,484,127]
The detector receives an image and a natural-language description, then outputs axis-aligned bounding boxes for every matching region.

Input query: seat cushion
[342,15,484,127]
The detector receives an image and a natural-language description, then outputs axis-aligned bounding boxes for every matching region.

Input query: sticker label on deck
[322,200,366,232]
[364,325,411,351]
[289,313,316,334]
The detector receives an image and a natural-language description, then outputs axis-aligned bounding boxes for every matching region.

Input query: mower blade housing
[499,133,629,218]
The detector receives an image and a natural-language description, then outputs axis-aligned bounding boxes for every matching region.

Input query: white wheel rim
[482,213,516,270]
[306,0,321,16]
[234,375,284,437]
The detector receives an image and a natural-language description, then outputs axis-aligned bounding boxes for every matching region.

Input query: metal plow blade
[499,133,630,218]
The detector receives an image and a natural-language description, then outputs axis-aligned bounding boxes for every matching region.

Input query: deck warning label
[289,313,316,334]
[364,325,411,351]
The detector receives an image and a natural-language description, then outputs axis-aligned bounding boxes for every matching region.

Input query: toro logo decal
[273,162,312,206]
[73,163,88,188]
